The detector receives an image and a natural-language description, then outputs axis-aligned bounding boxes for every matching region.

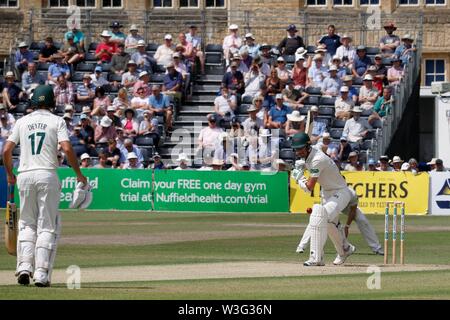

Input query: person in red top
[95,30,117,63]
[292,54,310,88]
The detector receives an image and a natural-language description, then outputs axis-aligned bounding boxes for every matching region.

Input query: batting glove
[295,159,306,170]
[297,176,310,193]
[291,168,304,181]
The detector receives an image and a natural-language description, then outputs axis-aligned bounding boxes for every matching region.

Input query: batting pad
[309,204,328,263]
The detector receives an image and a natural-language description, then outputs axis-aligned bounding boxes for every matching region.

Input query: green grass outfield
[0,211,449,299]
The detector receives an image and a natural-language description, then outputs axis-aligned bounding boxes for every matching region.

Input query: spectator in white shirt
[334,86,354,120]
[223,24,242,67]
[124,24,144,54]
[335,34,356,68]
[174,153,190,170]
[214,87,237,123]
[242,62,266,100]
[196,114,224,162]
[321,65,342,96]
[359,74,379,110]
[154,34,175,67]
[342,106,372,145]
[122,152,144,169]
[307,54,328,88]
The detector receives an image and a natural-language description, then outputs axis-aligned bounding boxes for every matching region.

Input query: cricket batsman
[290,132,355,266]
[2,85,87,287]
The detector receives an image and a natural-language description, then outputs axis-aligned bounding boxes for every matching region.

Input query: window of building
[425,59,446,86]
[306,0,327,5]
[205,0,225,7]
[153,0,173,7]
[398,0,419,5]
[76,0,96,7]
[0,0,18,7]
[49,0,68,7]
[334,0,353,5]
[425,0,445,4]
[359,0,379,5]
[180,0,199,7]
[102,0,122,8]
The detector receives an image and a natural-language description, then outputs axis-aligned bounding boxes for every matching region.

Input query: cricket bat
[5,184,18,256]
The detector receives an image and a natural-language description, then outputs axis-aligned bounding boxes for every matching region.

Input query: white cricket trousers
[16,170,61,283]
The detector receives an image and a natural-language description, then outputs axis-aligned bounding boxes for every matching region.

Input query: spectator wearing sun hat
[352,45,371,78]
[122,152,144,169]
[335,86,354,120]
[125,24,144,54]
[309,105,328,144]
[380,22,400,58]
[15,41,34,74]
[267,93,292,129]
[391,155,403,172]
[2,72,25,111]
[285,110,306,137]
[76,73,96,107]
[394,34,416,65]
[240,33,260,59]
[342,106,372,146]
[94,115,117,144]
[121,60,140,93]
[359,74,379,110]
[321,65,342,96]
[223,24,242,66]
[278,24,305,56]
[307,54,328,88]
[335,34,356,68]
[336,135,353,163]
[131,40,157,74]
[95,30,117,63]
[154,34,176,67]
[275,56,291,85]
[343,151,359,171]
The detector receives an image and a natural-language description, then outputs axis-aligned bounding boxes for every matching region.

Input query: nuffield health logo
[436,179,450,209]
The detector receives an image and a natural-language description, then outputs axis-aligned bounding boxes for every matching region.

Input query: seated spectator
[63,112,75,135]
[266,67,283,95]
[22,62,45,95]
[131,86,150,113]
[432,158,447,172]
[150,153,166,170]
[367,158,377,171]
[242,104,264,137]
[228,117,245,141]
[256,86,274,122]
[162,62,183,101]
[91,67,110,90]
[335,34,356,68]
[373,54,388,86]
[408,158,419,174]
[110,21,126,45]
[329,55,347,79]
[380,22,400,58]
[314,44,330,66]
[352,46,371,78]
[60,32,85,65]
[196,114,224,162]
[214,86,237,124]
[278,24,305,56]
[365,65,383,94]
[79,113,95,150]
[131,40,157,74]
[335,86,354,120]
[103,138,121,168]
[119,138,143,165]
[317,24,341,57]
[309,106,328,144]
[292,54,310,88]
[267,93,292,129]
[106,106,122,127]
[122,152,144,169]
[39,37,59,63]
[343,151,359,171]
[94,116,117,143]
[369,86,393,125]
[133,71,152,97]
[285,110,306,137]
[154,34,175,67]
[342,107,372,147]
[255,129,278,171]
[321,65,342,96]
[307,54,328,88]
[391,155,403,172]
[0,104,15,139]
[223,24,242,66]
[111,43,131,76]
[121,60,139,94]
[125,24,143,54]
[387,57,404,86]
[394,34,416,65]
[222,61,245,95]
[70,125,88,156]
[2,72,25,111]
[377,155,392,171]
[334,135,351,162]
[121,108,139,140]
[259,43,275,67]
[65,27,85,51]
[91,86,111,117]
[359,74,379,110]
[76,73,96,107]
[242,62,265,100]
[15,42,34,74]
[94,153,109,168]
[79,153,92,168]
[149,85,173,132]
[172,53,189,82]
[317,131,332,154]
[342,75,359,103]
[54,75,75,106]
[275,57,291,86]
[138,110,160,146]
[240,33,259,59]
[47,54,71,85]
[172,153,189,170]
[177,32,195,67]
[64,104,75,118]
[95,30,117,63]
[185,25,205,74]
[282,79,309,109]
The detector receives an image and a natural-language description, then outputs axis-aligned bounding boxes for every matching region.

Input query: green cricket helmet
[31,85,55,109]
[291,132,311,149]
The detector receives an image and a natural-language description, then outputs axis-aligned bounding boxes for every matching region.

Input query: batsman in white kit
[2,85,87,287]
[290,133,357,266]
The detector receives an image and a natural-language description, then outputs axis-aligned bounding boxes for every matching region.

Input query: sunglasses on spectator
[138,90,144,93]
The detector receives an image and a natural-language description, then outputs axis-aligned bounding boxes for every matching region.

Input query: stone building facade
[0,0,449,85]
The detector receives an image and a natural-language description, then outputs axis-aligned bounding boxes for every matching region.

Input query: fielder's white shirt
[305,146,348,192]
[8,109,69,173]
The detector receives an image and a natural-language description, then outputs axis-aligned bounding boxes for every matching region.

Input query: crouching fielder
[291,133,355,266]
[2,85,87,287]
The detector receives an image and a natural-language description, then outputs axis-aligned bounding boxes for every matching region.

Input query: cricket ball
[306,208,312,214]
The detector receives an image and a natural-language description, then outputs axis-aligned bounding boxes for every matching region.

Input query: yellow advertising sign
[290,172,429,215]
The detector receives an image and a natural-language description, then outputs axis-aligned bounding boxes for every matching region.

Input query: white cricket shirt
[8,109,69,173]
